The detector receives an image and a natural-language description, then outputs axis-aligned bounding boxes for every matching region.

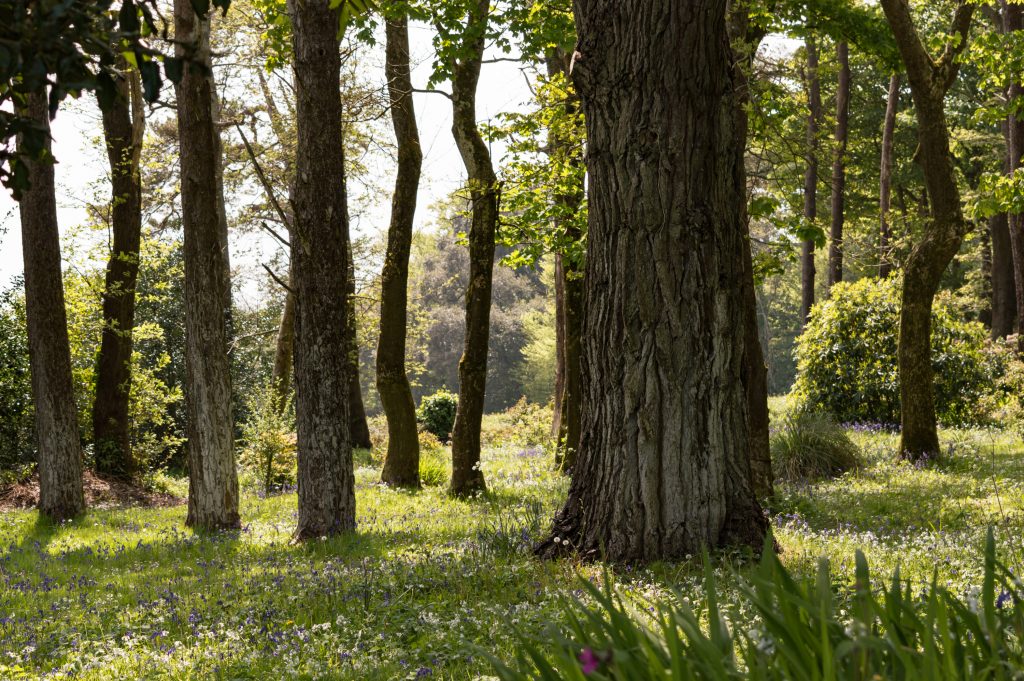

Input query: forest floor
[2,406,1024,679]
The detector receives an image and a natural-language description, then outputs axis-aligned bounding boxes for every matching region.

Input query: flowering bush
[417,388,459,441]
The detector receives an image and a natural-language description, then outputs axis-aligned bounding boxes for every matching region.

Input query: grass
[2,408,1024,679]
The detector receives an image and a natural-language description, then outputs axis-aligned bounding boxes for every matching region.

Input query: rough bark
[558,259,584,472]
[378,15,423,487]
[174,0,240,530]
[18,91,86,521]
[536,0,766,563]
[448,0,498,497]
[879,73,900,277]
[288,0,355,538]
[800,37,821,327]
[828,41,850,289]
[881,0,974,460]
[93,62,144,479]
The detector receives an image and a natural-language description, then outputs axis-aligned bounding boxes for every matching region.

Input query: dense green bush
[0,287,34,482]
[491,531,1024,680]
[238,385,296,494]
[793,277,997,427]
[417,388,459,441]
[771,411,860,482]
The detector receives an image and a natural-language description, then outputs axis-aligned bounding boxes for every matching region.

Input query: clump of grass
[418,430,449,486]
[771,411,860,482]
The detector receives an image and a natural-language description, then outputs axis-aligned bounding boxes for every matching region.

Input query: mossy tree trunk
[880,0,974,460]
[536,0,766,563]
[379,15,423,487]
[93,61,145,479]
[800,36,821,328]
[448,0,498,498]
[827,42,850,289]
[18,91,85,521]
[879,73,900,278]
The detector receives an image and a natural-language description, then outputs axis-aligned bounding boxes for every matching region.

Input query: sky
[0,21,534,296]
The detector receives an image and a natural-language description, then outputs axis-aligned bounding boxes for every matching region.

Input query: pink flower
[578,648,600,674]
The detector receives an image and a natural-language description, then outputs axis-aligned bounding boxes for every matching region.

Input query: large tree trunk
[881,0,974,460]
[379,15,423,487]
[1004,2,1024,349]
[174,0,240,530]
[18,92,85,521]
[879,73,900,277]
[93,62,145,479]
[800,37,821,327]
[536,0,766,563]
[288,0,355,538]
[828,41,850,289]
[346,244,372,449]
[448,0,497,498]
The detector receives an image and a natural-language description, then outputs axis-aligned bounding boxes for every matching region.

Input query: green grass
[2,415,1024,679]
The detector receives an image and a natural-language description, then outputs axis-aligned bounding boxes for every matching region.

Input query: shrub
[481,398,554,449]
[770,411,860,482]
[793,277,996,427]
[238,386,296,494]
[491,531,1024,680]
[417,388,459,441]
[418,430,449,487]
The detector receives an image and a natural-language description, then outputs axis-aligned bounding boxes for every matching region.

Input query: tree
[379,14,423,488]
[828,41,850,288]
[174,0,240,529]
[879,72,900,278]
[447,0,499,497]
[800,36,822,327]
[288,0,355,538]
[880,0,974,459]
[17,91,85,520]
[93,60,145,479]
[1003,1,1024,349]
[536,0,766,562]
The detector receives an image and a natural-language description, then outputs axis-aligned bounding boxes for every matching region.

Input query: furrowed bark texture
[881,0,974,460]
[448,0,497,497]
[19,92,85,521]
[536,0,767,562]
[378,15,423,487]
[93,63,144,479]
[800,37,821,327]
[828,41,850,288]
[879,73,900,277]
[174,0,240,530]
[288,0,355,538]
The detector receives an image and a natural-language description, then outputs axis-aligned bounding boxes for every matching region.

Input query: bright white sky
[0,22,533,297]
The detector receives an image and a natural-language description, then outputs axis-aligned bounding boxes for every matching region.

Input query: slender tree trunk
[18,92,85,521]
[800,37,821,327]
[828,42,850,289]
[174,0,240,530]
[728,3,773,500]
[346,244,372,449]
[992,212,1017,337]
[551,255,566,439]
[1004,2,1024,349]
[879,73,900,277]
[448,0,498,497]
[379,16,423,487]
[536,0,766,562]
[93,62,145,479]
[545,48,585,473]
[881,0,974,460]
[271,282,295,412]
[288,0,355,538]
